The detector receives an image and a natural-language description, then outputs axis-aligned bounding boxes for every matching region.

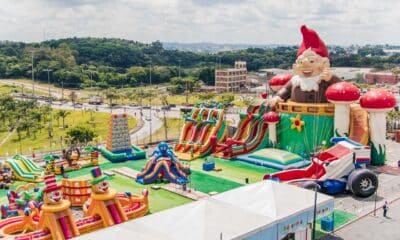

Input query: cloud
[0,0,399,45]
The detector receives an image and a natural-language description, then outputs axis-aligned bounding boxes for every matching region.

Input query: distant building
[364,72,399,84]
[215,61,247,92]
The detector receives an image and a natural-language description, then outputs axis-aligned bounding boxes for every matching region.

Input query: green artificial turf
[315,209,357,239]
[188,157,278,184]
[188,170,243,194]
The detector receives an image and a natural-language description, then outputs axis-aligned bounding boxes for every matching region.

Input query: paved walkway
[322,198,400,240]
[161,183,209,200]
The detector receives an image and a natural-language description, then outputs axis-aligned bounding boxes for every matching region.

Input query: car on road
[74,103,83,108]
[145,116,151,121]
[161,105,171,111]
[142,105,151,109]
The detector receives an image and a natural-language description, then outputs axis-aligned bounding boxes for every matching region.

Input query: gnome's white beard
[291,75,321,92]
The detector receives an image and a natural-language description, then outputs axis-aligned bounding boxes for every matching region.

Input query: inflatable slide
[174,106,226,161]
[213,99,269,159]
[6,155,44,182]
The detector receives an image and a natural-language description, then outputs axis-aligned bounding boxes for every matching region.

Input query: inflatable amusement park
[0,25,397,240]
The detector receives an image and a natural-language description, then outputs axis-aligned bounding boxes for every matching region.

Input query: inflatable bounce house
[0,169,149,239]
[137,142,191,184]
[215,25,395,198]
[100,113,146,162]
[174,101,227,160]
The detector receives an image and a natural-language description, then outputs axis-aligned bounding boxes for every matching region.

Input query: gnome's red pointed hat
[297,25,329,58]
[43,175,62,193]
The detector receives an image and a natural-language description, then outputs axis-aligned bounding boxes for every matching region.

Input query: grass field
[0,110,137,156]
[188,157,278,184]
[137,117,183,144]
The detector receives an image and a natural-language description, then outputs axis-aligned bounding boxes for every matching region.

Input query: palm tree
[69,91,78,107]
[56,110,70,129]
[105,87,119,112]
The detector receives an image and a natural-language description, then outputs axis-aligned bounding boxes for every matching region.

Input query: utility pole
[31,50,35,99]
[44,69,52,104]
[61,80,64,102]
[149,61,152,144]
[163,109,168,140]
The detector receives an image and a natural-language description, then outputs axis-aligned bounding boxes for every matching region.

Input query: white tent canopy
[76,181,334,240]
[213,180,333,220]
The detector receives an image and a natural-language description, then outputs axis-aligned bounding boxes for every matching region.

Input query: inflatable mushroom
[264,111,280,145]
[326,82,360,137]
[261,92,268,99]
[268,74,292,92]
[360,89,396,165]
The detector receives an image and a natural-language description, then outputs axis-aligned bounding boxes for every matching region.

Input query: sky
[0,0,399,45]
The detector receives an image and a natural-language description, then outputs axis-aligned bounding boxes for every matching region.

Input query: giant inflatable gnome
[270,25,341,105]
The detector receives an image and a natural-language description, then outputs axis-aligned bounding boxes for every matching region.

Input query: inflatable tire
[348,169,378,198]
[301,181,321,191]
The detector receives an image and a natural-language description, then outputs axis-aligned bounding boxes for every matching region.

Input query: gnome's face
[293,49,329,78]
[93,180,109,193]
[44,190,63,205]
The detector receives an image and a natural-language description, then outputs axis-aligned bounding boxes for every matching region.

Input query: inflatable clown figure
[90,167,110,194]
[270,25,341,106]
[86,167,128,226]
[43,175,63,205]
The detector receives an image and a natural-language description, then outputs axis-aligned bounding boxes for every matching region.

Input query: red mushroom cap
[269,74,292,92]
[325,82,360,103]
[261,92,268,99]
[264,111,280,123]
[360,89,396,112]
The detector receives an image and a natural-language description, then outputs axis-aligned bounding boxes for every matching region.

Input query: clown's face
[45,190,63,205]
[93,180,109,193]
[293,49,329,78]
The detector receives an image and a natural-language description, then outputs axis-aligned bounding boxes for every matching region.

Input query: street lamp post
[44,69,52,104]
[149,61,153,144]
[30,50,35,98]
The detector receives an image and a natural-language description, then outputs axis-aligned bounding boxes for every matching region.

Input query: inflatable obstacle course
[100,113,146,162]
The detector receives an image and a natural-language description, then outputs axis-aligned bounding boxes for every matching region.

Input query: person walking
[383,201,389,217]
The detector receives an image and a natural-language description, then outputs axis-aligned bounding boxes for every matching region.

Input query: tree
[56,110,70,129]
[66,126,96,146]
[69,91,78,106]
[219,93,235,106]
[197,92,216,101]
[104,87,119,108]
[169,76,199,94]
[198,67,215,85]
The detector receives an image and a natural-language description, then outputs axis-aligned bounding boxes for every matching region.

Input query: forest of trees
[1,38,400,89]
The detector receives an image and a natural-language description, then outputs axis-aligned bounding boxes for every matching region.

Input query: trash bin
[321,217,334,232]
